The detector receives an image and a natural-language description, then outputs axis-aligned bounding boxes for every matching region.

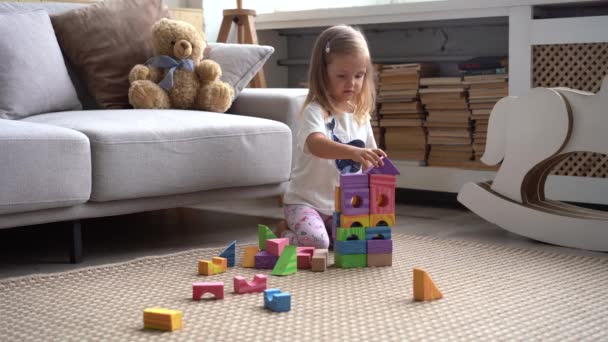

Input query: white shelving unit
[254,0,608,205]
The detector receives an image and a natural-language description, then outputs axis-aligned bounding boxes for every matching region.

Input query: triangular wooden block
[219,240,236,267]
[258,224,277,250]
[413,268,443,301]
[271,245,297,276]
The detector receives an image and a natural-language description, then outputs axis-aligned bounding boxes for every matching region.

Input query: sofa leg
[69,220,83,264]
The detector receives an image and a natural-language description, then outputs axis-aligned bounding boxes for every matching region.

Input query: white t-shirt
[283,101,378,215]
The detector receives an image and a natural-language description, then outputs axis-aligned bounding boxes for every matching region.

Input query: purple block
[367,239,393,254]
[341,187,370,216]
[364,157,400,175]
[340,174,369,188]
[255,251,279,269]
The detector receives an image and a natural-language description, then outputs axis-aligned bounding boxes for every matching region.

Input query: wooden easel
[217,0,267,88]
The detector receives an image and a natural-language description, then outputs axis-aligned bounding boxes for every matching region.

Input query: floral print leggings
[282,204,332,249]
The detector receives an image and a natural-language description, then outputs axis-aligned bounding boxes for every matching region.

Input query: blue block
[219,240,236,267]
[335,240,367,255]
[332,212,340,241]
[366,227,392,240]
[264,288,291,312]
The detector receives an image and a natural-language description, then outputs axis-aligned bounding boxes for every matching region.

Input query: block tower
[333,157,400,268]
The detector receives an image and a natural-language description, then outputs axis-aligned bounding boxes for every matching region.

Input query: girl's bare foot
[274,220,289,237]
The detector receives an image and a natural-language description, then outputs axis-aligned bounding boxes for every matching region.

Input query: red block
[192,282,224,300]
[370,174,396,215]
[297,247,315,269]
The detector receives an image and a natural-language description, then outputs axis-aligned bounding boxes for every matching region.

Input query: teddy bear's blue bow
[145,56,195,91]
[326,118,364,174]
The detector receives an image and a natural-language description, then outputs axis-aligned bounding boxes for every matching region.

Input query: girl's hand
[351,148,387,169]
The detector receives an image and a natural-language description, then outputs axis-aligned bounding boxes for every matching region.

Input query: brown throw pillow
[51,0,171,109]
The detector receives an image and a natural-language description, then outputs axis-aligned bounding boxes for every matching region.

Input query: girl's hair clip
[325,41,330,54]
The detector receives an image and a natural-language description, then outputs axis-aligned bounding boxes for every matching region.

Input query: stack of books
[371,64,384,149]
[419,76,473,168]
[377,63,437,165]
[459,57,508,170]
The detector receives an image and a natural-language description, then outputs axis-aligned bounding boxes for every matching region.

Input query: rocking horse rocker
[458,76,608,252]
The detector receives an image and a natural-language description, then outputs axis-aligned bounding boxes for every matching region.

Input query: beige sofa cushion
[0,120,91,215]
[23,110,292,202]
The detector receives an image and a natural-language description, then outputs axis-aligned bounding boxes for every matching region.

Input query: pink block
[297,247,315,269]
[370,184,395,215]
[233,274,268,294]
[192,282,224,300]
[266,238,289,256]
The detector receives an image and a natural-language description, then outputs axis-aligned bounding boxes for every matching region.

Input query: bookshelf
[254,0,608,205]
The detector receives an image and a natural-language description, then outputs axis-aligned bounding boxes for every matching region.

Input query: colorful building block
[367,239,393,254]
[336,227,366,241]
[334,185,341,212]
[340,214,370,228]
[334,252,367,268]
[143,308,183,331]
[264,288,291,312]
[255,251,279,269]
[367,253,392,267]
[198,257,228,276]
[242,246,260,268]
[258,224,277,250]
[311,249,328,272]
[192,281,224,300]
[233,274,267,294]
[413,268,443,301]
[219,240,236,267]
[266,238,289,256]
[271,245,297,276]
[340,187,370,216]
[332,212,340,241]
[364,156,401,175]
[370,213,395,227]
[297,247,314,269]
[335,240,367,255]
[370,174,396,215]
[365,226,392,240]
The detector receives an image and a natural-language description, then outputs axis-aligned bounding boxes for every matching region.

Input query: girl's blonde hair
[302,25,376,126]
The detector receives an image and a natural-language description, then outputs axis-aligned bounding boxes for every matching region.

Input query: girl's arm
[306,133,387,168]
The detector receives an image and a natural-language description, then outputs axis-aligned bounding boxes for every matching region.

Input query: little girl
[278,25,387,249]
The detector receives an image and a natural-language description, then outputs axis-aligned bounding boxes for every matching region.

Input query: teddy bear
[128,18,233,112]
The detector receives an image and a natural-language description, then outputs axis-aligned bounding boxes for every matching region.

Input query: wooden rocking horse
[458,76,608,251]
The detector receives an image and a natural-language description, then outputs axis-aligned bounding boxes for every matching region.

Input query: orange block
[198,257,228,276]
[340,214,370,228]
[242,246,260,268]
[335,186,341,212]
[370,213,395,227]
[413,268,443,301]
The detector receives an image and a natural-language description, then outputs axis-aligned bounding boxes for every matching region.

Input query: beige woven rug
[1,234,607,341]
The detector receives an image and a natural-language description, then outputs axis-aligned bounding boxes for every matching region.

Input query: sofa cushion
[0,10,81,120]
[50,0,171,109]
[23,110,292,202]
[0,119,91,215]
[205,43,274,100]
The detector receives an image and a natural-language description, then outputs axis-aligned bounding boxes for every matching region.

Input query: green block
[334,252,367,268]
[272,245,298,276]
[258,224,277,250]
[336,227,366,241]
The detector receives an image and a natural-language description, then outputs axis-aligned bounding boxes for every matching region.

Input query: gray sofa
[0,1,307,262]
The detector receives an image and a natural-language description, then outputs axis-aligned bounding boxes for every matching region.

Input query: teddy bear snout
[174,39,193,59]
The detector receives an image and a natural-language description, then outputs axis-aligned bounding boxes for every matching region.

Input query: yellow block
[242,246,259,267]
[198,257,227,275]
[143,308,183,331]
[340,214,370,228]
[370,213,395,227]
